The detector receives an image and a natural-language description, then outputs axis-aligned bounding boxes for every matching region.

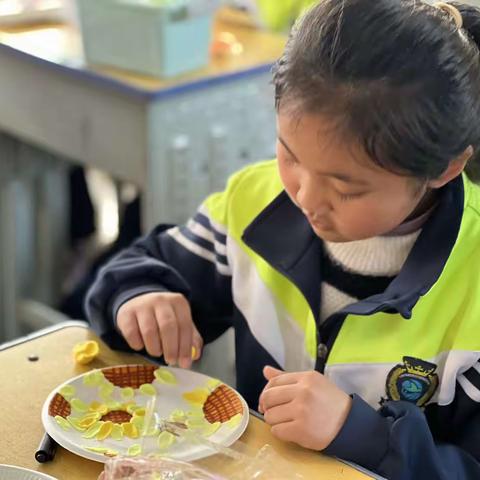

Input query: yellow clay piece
[106,401,122,411]
[169,409,186,422]
[88,402,108,415]
[81,412,102,422]
[82,422,104,439]
[110,423,124,441]
[78,416,99,429]
[120,387,134,399]
[67,416,87,431]
[154,368,177,385]
[182,388,209,405]
[139,384,156,396]
[133,408,146,417]
[130,416,144,431]
[96,421,114,440]
[186,416,208,429]
[225,413,243,429]
[127,444,142,457]
[122,422,139,439]
[157,431,176,450]
[71,398,89,413]
[201,421,221,437]
[54,416,71,431]
[59,385,76,399]
[206,378,221,391]
[126,404,142,415]
[191,346,197,359]
[99,382,114,400]
[83,370,104,387]
[84,446,118,457]
[73,340,99,365]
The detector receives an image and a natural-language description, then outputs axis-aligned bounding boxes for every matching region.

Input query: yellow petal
[105,401,122,411]
[126,404,141,415]
[59,385,76,399]
[83,370,104,387]
[139,384,157,396]
[132,407,146,417]
[225,413,243,429]
[122,422,139,439]
[169,409,186,422]
[201,421,221,437]
[182,388,209,406]
[78,416,99,429]
[80,412,101,422]
[110,423,124,441]
[82,422,104,439]
[67,416,87,431]
[99,382,114,400]
[127,444,142,457]
[130,416,144,431]
[154,368,177,385]
[83,446,118,457]
[71,398,89,413]
[157,431,176,450]
[88,402,108,415]
[186,416,208,429]
[206,378,221,391]
[96,421,114,440]
[54,415,71,431]
[120,387,134,399]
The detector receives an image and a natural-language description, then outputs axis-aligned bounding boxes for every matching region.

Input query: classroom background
[0,0,315,384]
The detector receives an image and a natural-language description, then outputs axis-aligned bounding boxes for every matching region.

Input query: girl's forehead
[277,112,409,183]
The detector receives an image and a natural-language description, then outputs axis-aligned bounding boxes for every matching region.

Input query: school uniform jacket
[86,160,480,479]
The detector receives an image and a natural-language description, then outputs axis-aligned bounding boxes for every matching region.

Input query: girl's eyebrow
[277,136,369,186]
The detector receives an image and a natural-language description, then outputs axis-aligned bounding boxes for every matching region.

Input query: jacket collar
[242,175,464,321]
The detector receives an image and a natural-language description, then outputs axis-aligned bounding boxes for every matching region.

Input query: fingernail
[180,358,191,369]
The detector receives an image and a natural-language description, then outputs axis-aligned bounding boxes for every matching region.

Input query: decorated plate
[41,364,248,463]
[0,465,57,480]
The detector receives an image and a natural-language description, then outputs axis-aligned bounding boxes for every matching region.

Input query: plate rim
[0,464,58,479]
[41,363,249,464]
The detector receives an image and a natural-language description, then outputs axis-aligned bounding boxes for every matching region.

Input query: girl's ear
[428,146,474,189]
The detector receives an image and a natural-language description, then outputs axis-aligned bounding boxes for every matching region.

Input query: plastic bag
[101,397,303,480]
[102,442,304,480]
[102,457,226,480]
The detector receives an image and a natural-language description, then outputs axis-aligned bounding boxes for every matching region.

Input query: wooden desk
[0,324,371,479]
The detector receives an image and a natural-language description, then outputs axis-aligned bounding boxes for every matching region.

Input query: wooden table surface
[0,324,371,479]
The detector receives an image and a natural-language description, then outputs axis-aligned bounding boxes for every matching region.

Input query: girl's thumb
[263,365,284,380]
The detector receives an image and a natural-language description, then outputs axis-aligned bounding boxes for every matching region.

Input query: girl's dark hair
[273,0,480,180]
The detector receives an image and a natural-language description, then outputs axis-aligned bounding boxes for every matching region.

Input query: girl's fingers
[117,312,144,351]
[260,383,297,412]
[137,309,162,357]
[156,304,179,365]
[172,295,194,368]
[263,402,295,426]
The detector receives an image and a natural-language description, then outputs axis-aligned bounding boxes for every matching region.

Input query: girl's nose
[296,179,331,215]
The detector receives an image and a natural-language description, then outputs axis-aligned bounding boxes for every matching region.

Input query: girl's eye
[338,191,366,202]
[283,155,297,165]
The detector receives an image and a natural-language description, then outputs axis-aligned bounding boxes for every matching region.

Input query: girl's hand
[258,366,352,451]
[116,292,203,368]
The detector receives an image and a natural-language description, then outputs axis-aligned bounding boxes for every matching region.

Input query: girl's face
[277,112,427,243]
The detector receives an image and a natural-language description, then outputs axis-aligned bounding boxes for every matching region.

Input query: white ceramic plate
[42,364,248,463]
[0,465,57,480]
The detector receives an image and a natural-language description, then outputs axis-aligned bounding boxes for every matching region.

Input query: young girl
[86,1,480,478]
